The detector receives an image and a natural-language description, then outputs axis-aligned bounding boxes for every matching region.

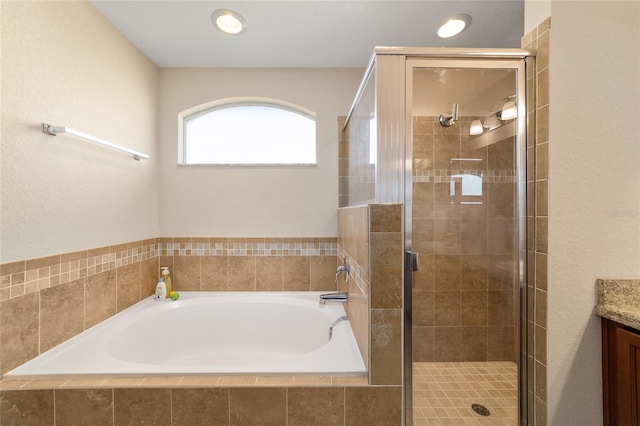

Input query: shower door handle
[406,251,419,272]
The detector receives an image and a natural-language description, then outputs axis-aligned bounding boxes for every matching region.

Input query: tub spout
[319,292,348,304]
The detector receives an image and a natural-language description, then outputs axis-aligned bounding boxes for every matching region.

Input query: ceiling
[91,1,525,68]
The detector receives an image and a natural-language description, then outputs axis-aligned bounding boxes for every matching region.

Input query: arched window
[179,98,316,165]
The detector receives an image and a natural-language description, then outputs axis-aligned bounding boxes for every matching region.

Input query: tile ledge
[0,374,368,390]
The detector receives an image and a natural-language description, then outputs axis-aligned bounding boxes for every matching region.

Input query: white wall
[547,1,640,425]
[158,68,363,237]
[524,0,551,34]
[0,1,160,263]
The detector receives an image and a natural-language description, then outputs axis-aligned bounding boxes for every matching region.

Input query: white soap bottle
[154,277,166,301]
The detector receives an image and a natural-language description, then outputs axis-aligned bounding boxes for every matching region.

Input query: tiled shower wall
[0,238,338,376]
[522,17,550,426]
[411,116,518,363]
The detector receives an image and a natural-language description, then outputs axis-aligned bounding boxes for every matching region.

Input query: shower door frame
[397,51,531,426]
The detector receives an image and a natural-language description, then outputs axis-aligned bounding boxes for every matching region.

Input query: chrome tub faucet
[319,292,348,304]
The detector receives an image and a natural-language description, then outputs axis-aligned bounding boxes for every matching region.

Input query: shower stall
[342,48,534,425]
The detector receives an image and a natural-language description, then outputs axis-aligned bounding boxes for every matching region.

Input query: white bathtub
[4,292,366,379]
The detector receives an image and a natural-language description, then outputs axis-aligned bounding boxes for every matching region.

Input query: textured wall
[0,1,160,263]
[546,1,640,425]
[158,68,363,238]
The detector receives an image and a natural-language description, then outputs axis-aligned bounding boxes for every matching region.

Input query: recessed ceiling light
[211,9,247,35]
[437,14,471,38]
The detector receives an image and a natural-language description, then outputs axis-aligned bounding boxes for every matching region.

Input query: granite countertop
[594,279,640,330]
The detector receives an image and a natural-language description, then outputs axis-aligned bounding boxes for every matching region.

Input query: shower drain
[471,403,491,417]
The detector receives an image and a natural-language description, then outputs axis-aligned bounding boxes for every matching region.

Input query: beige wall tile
[536,180,549,217]
[172,388,229,426]
[0,260,25,276]
[433,327,461,362]
[25,255,60,271]
[433,219,461,254]
[535,325,547,364]
[40,278,84,352]
[536,290,547,328]
[536,217,548,253]
[85,270,116,329]
[369,204,402,232]
[310,256,337,291]
[412,254,434,291]
[461,218,488,255]
[141,256,159,298]
[488,183,516,219]
[228,257,256,291]
[537,69,549,107]
[461,291,488,326]
[55,389,113,426]
[218,376,257,386]
[370,232,402,309]
[114,388,171,426]
[345,283,369,369]
[230,388,286,426]
[293,376,332,386]
[283,256,310,291]
[536,142,549,180]
[178,376,221,387]
[201,256,229,291]
[434,291,461,326]
[0,389,54,426]
[412,327,434,362]
[488,138,515,170]
[256,256,283,291]
[487,327,516,362]
[434,255,461,291]
[288,387,345,426]
[370,309,402,385]
[412,218,435,254]
[433,135,461,170]
[487,219,516,255]
[412,291,434,327]
[173,256,201,291]
[412,182,435,219]
[460,327,488,361]
[461,255,488,291]
[0,292,39,374]
[488,291,515,327]
[487,255,516,292]
[345,386,401,425]
[116,262,140,312]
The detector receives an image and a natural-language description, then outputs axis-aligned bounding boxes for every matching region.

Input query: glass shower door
[406,61,526,425]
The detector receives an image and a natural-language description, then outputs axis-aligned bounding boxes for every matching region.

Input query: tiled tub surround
[338,204,403,387]
[0,220,404,424]
[0,238,339,376]
[0,384,401,426]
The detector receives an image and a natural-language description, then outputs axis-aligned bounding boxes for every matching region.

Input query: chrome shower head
[439,103,458,127]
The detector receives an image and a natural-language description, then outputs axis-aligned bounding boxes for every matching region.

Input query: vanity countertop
[595,279,640,330]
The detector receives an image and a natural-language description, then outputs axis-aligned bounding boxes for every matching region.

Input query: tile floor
[413,361,518,426]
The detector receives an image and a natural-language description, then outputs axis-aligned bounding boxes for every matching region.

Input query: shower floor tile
[413,361,517,426]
